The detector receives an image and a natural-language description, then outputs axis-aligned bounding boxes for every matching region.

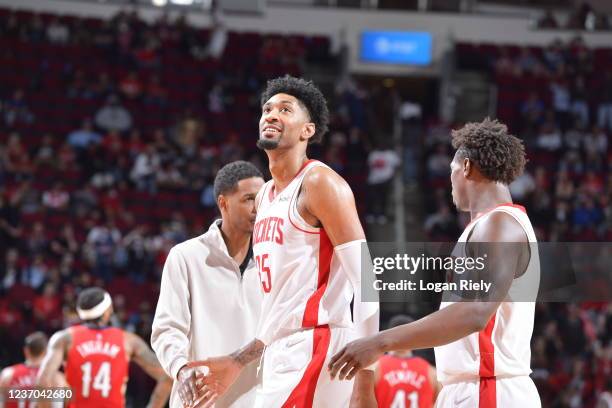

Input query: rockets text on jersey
[253,159,354,345]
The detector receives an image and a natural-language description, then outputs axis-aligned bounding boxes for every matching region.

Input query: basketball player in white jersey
[328,118,541,407]
[185,76,380,408]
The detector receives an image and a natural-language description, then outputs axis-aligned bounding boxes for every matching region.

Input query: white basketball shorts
[254,325,355,408]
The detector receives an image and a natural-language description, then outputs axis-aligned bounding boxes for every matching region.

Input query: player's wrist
[377,333,393,354]
[176,364,190,380]
[229,351,247,368]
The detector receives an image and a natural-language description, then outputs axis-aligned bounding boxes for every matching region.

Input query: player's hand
[187,355,243,402]
[177,365,202,408]
[329,335,384,381]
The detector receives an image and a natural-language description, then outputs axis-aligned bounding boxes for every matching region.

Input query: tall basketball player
[328,118,541,407]
[0,332,65,408]
[36,287,172,408]
[186,76,380,407]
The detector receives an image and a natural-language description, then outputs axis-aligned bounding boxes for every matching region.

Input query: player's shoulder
[302,162,351,194]
[473,209,527,243]
[0,365,15,385]
[49,328,72,349]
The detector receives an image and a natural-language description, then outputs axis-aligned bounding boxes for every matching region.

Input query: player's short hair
[213,161,263,201]
[387,314,415,329]
[77,287,107,313]
[451,118,526,185]
[24,331,48,357]
[260,75,330,144]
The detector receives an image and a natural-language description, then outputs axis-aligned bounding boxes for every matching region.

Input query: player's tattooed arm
[127,333,172,408]
[186,339,265,406]
[230,339,265,367]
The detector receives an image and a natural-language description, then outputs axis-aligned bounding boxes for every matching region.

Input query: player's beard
[256,137,280,150]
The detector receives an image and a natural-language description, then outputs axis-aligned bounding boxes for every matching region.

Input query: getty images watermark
[372,253,491,293]
[360,242,612,303]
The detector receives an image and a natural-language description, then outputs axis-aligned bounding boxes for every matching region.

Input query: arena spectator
[427,143,452,177]
[27,222,49,257]
[424,204,460,241]
[536,121,563,151]
[207,84,227,114]
[46,17,69,44]
[494,47,517,76]
[0,192,22,250]
[521,92,546,129]
[517,47,539,74]
[67,118,102,150]
[597,71,612,131]
[33,283,61,324]
[4,133,34,181]
[94,94,133,133]
[172,113,204,157]
[144,75,167,106]
[21,254,48,291]
[537,10,559,29]
[119,71,143,99]
[86,218,122,282]
[550,78,572,130]
[42,182,70,211]
[366,141,400,223]
[156,161,185,191]
[49,225,79,260]
[510,168,536,202]
[543,39,565,72]
[570,76,590,126]
[0,248,20,292]
[130,144,160,194]
[11,181,40,215]
[34,134,57,168]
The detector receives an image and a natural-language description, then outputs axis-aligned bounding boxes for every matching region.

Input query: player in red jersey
[373,316,439,408]
[0,332,66,408]
[36,287,171,408]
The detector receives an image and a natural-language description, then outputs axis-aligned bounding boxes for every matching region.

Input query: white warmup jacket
[151,220,262,408]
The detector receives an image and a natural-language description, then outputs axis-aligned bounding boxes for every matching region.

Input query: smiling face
[257,93,315,151]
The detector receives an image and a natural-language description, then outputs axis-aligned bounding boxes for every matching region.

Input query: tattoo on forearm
[231,340,264,366]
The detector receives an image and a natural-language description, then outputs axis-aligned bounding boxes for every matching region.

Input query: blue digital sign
[360,31,432,65]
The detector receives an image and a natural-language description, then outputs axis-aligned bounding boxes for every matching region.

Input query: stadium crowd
[0,8,371,398]
[0,5,609,407]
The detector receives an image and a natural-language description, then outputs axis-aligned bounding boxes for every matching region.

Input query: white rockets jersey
[434,204,540,384]
[253,160,353,345]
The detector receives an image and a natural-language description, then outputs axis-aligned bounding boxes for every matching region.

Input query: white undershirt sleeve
[334,240,380,339]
